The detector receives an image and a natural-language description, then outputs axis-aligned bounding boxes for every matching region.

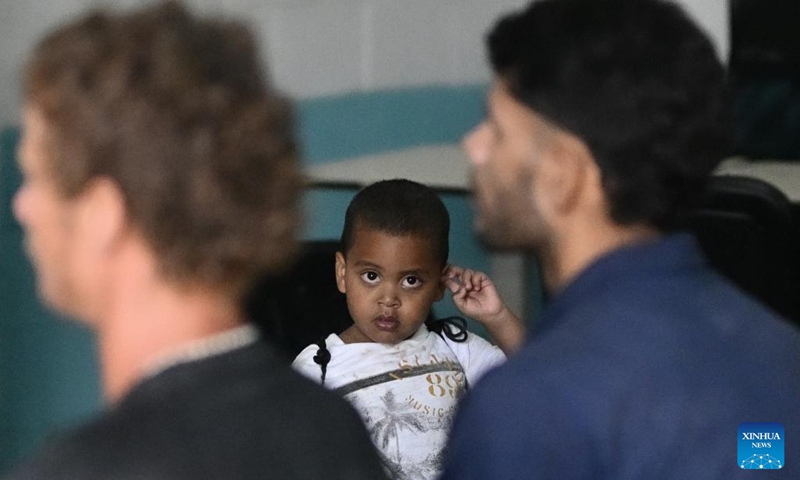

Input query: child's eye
[402,276,422,288]
[361,271,380,284]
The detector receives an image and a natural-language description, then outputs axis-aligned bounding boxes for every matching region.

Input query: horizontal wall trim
[297,84,487,164]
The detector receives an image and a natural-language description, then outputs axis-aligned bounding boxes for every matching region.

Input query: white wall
[680,0,729,61]
[0,0,728,128]
[0,0,527,127]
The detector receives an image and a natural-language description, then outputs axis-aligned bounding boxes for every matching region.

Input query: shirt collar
[143,324,260,380]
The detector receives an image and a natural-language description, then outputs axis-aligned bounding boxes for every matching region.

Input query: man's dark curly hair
[488,0,732,230]
[340,179,450,267]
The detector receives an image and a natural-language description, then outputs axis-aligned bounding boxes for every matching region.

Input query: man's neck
[540,221,660,294]
[96,280,244,404]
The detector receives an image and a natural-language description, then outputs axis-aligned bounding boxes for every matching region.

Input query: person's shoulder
[441,330,502,359]
[246,365,389,477]
[293,343,317,364]
[8,347,385,479]
[3,433,82,479]
[463,330,501,349]
[3,410,140,479]
[292,333,341,367]
[430,327,505,385]
[467,341,544,389]
[461,335,605,417]
[446,345,579,454]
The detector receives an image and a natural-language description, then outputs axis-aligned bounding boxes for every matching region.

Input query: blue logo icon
[738,423,784,470]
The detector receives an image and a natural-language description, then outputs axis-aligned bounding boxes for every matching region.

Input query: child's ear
[334,251,347,294]
[435,266,447,301]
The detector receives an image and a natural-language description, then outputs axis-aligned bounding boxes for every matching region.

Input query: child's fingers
[453,286,468,301]
[444,275,465,292]
[473,271,491,291]
[443,264,464,281]
[444,275,471,299]
[446,264,464,275]
[444,265,493,295]
[459,269,473,289]
[461,268,488,291]
[447,282,468,304]
[444,265,471,293]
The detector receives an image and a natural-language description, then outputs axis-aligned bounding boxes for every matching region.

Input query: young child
[292,179,525,480]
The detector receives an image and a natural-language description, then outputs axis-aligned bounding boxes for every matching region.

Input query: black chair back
[685,175,799,324]
[244,241,352,359]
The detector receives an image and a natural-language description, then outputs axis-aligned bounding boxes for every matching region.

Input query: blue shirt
[441,234,800,480]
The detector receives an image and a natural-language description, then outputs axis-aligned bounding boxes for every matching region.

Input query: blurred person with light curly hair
[5,2,387,479]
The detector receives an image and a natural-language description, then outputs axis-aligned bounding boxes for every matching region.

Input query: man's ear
[539,131,595,216]
[334,251,347,294]
[77,176,127,255]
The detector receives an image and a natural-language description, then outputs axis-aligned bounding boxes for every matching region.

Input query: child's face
[335,227,445,344]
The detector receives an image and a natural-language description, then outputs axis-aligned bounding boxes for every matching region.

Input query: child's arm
[443,265,527,355]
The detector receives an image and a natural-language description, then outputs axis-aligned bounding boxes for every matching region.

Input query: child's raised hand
[443,265,508,327]
[443,265,526,355]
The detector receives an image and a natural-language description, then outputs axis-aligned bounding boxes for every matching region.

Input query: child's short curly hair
[341,179,450,267]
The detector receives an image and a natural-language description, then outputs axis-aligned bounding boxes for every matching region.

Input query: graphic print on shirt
[371,390,427,477]
[342,353,467,480]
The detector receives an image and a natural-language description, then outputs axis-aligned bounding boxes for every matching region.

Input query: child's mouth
[374,315,399,331]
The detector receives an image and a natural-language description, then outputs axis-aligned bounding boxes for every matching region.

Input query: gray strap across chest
[334,362,466,397]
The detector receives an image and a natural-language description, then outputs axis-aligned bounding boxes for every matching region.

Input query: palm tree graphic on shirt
[372,390,426,462]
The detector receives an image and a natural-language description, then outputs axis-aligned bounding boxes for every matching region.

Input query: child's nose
[378,284,400,308]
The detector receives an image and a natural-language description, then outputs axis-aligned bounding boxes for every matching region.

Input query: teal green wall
[297,85,487,164]
[0,85,501,472]
[0,129,101,473]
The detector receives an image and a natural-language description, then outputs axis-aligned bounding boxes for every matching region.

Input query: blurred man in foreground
[6,2,386,479]
[442,0,800,478]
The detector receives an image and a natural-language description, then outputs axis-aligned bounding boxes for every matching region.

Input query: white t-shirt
[292,327,505,480]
